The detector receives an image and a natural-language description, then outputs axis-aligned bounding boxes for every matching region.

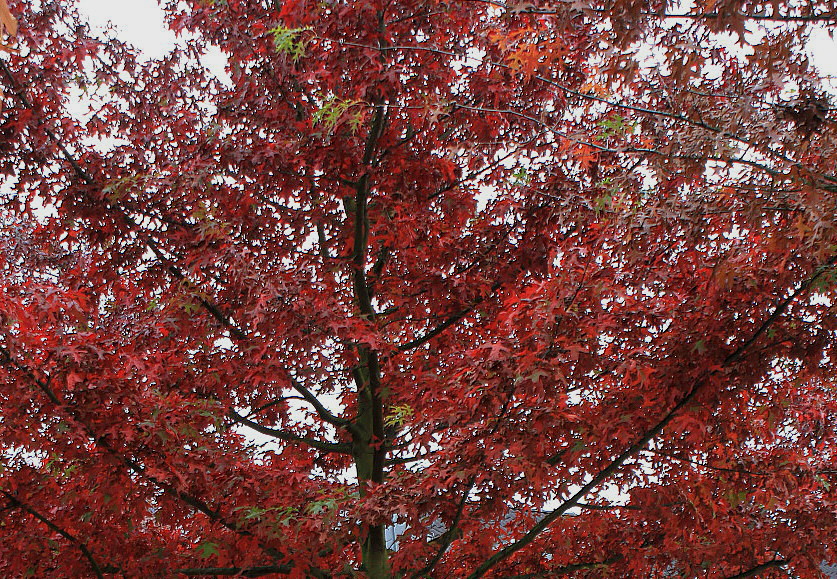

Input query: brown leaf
[0,0,16,112]
[0,0,18,54]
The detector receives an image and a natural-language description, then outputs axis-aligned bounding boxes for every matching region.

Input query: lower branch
[174,565,293,577]
[466,257,834,578]
[1,490,106,579]
[725,559,788,579]
[502,554,625,578]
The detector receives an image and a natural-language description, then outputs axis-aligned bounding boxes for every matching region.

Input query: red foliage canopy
[1,0,837,577]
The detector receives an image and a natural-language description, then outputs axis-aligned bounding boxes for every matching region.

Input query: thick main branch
[348,103,389,579]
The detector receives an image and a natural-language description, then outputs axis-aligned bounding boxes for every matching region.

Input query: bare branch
[288,375,359,436]
[227,409,352,454]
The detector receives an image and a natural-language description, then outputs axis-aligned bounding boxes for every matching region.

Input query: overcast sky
[77,0,178,61]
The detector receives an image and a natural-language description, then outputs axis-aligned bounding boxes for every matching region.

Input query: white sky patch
[76,0,231,84]
[77,0,177,59]
[808,29,837,90]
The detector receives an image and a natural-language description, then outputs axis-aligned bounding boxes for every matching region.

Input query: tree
[1,0,837,576]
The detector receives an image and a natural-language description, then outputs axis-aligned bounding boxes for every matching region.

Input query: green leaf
[384,403,414,427]
[306,498,336,515]
[727,490,747,508]
[312,95,361,131]
[196,541,219,559]
[269,25,312,61]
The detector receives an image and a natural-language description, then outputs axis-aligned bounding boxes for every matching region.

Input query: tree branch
[465,377,707,579]
[226,409,352,454]
[412,474,477,578]
[501,554,625,578]
[288,375,359,436]
[724,559,788,579]
[336,40,816,184]
[643,11,837,22]
[1,490,107,579]
[723,256,837,365]
[383,452,434,465]
[174,565,293,577]
[643,449,771,477]
[174,562,332,578]
[472,1,837,22]
[575,502,641,511]
[0,348,261,545]
[414,390,515,576]
[2,61,351,436]
[397,281,501,352]
[143,238,247,340]
[465,257,833,578]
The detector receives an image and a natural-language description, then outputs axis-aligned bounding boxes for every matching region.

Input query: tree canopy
[2,0,837,577]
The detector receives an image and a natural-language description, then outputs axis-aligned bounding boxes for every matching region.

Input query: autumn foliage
[0,0,15,110]
[2,0,837,577]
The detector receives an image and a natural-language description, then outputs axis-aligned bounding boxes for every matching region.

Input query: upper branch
[473,1,837,21]
[397,281,501,352]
